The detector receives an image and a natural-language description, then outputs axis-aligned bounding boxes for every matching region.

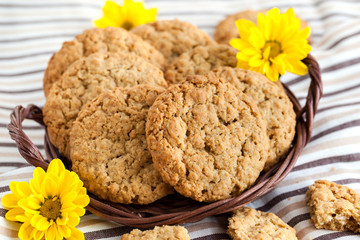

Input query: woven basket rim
[8,54,322,228]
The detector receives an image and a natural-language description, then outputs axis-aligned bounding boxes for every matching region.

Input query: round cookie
[43,27,166,97]
[211,67,296,170]
[146,74,269,202]
[43,52,167,158]
[214,10,310,45]
[165,44,237,84]
[131,19,216,63]
[228,207,298,240]
[215,10,260,45]
[70,85,173,204]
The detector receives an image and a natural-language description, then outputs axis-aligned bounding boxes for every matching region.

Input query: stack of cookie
[42,19,296,206]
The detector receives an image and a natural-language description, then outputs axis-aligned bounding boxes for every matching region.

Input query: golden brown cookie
[43,52,167,158]
[43,27,166,97]
[165,44,237,84]
[121,226,190,240]
[211,67,296,170]
[228,207,298,240]
[146,74,269,202]
[70,85,173,204]
[215,10,260,45]
[214,10,310,45]
[306,180,360,233]
[131,19,216,63]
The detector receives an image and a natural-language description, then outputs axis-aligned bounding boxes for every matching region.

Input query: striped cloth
[1,0,360,239]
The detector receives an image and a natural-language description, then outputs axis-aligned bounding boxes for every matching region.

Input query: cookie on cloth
[43,27,166,97]
[131,19,216,63]
[228,207,298,240]
[121,226,190,240]
[306,180,360,233]
[43,52,167,159]
[164,44,237,84]
[211,67,296,170]
[214,10,310,45]
[70,85,173,204]
[146,74,269,202]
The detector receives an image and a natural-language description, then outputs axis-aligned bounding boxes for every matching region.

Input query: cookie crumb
[121,225,189,240]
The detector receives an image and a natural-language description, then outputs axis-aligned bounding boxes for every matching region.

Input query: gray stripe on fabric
[192,233,230,240]
[317,101,360,114]
[310,119,360,142]
[293,153,360,171]
[287,57,360,86]
[84,226,134,240]
[0,87,43,94]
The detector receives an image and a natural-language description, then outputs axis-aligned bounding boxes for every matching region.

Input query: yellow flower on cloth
[1,159,90,240]
[230,8,312,81]
[94,0,157,30]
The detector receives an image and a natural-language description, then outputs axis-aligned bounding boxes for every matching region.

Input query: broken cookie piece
[306,180,360,233]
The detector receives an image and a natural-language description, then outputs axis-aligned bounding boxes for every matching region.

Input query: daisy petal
[249,55,264,67]
[12,181,31,199]
[41,175,58,198]
[30,167,46,194]
[45,224,62,240]
[56,212,68,225]
[67,226,85,240]
[1,193,20,208]
[58,224,71,238]
[230,38,251,50]
[18,221,34,240]
[31,214,51,231]
[235,19,257,40]
[47,159,66,177]
[67,211,80,227]
[5,207,25,222]
[287,59,308,75]
[33,229,45,240]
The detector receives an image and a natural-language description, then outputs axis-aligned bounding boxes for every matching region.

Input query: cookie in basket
[43,27,166,97]
[70,85,173,204]
[228,207,298,240]
[131,19,216,63]
[211,67,296,170]
[43,52,167,158]
[122,225,190,240]
[146,74,269,202]
[214,9,310,45]
[164,44,237,84]
[306,180,360,233]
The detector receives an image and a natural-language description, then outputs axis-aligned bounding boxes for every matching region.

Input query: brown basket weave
[8,54,322,228]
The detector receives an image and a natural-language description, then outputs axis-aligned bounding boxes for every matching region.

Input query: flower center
[40,197,61,221]
[263,41,282,59]
[121,21,134,30]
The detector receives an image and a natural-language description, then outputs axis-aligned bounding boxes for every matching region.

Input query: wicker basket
[8,54,322,228]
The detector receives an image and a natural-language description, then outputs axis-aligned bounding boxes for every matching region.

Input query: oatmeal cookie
[43,52,167,158]
[228,207,298,240]
[131,19,216,63]
[306,180,360,233]
[214,10,310,45]
[146,74,269,202]
[69,85,173,204]
[165,44,237,84]
[121,226,190,240]
[43,27,166,96]
[211,67,296,170]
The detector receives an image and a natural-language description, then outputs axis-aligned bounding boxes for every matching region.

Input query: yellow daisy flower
[230,8,312,81]
[94,0,157,30]
[1,159,89,240]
